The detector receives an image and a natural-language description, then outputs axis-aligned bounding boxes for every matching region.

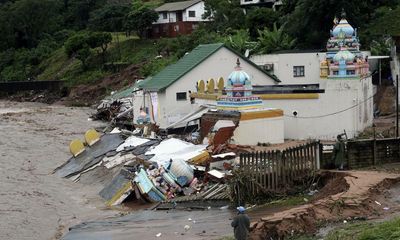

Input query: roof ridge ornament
[341,8,346,19]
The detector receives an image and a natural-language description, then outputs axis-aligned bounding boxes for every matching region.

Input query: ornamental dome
[228,59,250,85]
[332,18,354,38]
[333,49,355,62]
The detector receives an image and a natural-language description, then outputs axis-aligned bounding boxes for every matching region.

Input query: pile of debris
[54,129,238,207]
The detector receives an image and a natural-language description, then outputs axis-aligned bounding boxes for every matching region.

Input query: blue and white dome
[332,19,354,38]
[228,69,250,85]
[228,59,250,85]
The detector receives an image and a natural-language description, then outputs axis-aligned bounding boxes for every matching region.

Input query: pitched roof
[155,0,202,12]
[140,43,280,91]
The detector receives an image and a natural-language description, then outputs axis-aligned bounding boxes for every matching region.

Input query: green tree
[257,24,296,54]
[87,32,112,63]
[282,0,400,49]
[225,29,256,55]
[9,0,61,48]
[88,4,130,32]
[64,32,91,69]
[245,8,279,39]
[63,0,106,30]
[125,0,158,39]
[203,0,245,32]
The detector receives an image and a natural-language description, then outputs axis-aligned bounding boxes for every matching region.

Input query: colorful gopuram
[217,59,263,110]
[320,11,369,78]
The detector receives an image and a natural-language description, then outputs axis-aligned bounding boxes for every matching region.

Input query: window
[176,92,187,101]
[293,66,305,77]
[162,12,168,19]
[188,10,196,17]
[347,70,355,75]
[333,71,339,75]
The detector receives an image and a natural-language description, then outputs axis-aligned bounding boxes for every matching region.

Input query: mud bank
[249,171,400,240]
[0,101,116,240]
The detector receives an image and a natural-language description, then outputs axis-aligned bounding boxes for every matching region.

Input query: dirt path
[0,101,117,240]
[249,170,400,240]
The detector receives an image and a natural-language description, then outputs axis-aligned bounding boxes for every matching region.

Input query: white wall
[183,2,208,22]
[251,52,325,85]
[154,47,278,128]
[194,77,374,140]
[251,51,371,86]
[233,116,284,144]
[154,2,208,24]
[155,12,177,24]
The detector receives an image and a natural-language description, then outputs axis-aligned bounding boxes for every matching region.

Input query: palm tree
[257,23,296,54]
[225,29,257,56]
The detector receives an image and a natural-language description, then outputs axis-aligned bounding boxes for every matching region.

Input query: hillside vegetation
[0,0,399,100]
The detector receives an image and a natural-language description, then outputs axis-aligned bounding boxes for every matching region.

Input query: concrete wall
[233,116,284,144]
[194,76,374,140]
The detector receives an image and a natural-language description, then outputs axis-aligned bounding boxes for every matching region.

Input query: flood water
[0,101,235,240]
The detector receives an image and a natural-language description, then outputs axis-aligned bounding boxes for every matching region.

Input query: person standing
[332,134,346,170]
[231,206,250,240]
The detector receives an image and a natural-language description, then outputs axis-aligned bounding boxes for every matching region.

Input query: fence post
[316,142,321,170]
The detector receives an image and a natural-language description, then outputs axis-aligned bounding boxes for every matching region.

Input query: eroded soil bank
[249,170,400,240]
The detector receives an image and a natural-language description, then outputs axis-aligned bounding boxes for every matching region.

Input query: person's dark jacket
[231,213,250,240]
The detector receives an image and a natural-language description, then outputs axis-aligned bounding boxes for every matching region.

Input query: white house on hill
[152,0,209,38]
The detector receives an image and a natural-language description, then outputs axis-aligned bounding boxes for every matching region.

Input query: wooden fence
[237,141,320,196]
[347,138,400,168]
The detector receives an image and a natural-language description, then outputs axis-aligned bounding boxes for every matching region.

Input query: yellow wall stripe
[240,110,283,120]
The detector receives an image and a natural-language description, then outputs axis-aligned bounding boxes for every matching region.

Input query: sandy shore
[0,101,117,240]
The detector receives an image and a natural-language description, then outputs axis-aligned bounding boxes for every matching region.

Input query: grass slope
[37,33,176,89]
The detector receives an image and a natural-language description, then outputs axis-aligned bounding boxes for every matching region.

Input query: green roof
[140,43,280,91]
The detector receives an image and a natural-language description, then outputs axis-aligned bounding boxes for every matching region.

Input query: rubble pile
[92,98,134,128]
[54,129,239,208]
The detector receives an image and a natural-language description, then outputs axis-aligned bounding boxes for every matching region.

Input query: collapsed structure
[55,129,238,207]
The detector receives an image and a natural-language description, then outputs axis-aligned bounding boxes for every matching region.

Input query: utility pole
[396,75,399,138]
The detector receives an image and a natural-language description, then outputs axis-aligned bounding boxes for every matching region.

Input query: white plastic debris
[188,218,192,221]
[303,198,309,202]
[184,225,191,231]
[383,207,390,210]
[156,233,162,237]
[192,220,196,224]
[375,201,382,206]
[343,220,347,224]
[110,128,121,134]
[116,136,150,152]
[220,205,229,210]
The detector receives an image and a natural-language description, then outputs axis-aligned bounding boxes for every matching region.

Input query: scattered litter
[156,233,162,237]
[375,201,382,206]
[383,207,390,210]
[343,220,347,223]
[188,218,192,221]
[303,198,309,202]
[220,205,229,210]
[184,225,191,231]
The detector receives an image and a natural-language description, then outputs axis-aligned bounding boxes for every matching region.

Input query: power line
[282,93,376,119]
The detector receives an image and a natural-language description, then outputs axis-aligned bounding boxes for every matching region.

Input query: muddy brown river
[0,101,234,240]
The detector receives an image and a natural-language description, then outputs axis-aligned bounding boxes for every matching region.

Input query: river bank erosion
[0,101,235,240]
[0,100,117,239]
